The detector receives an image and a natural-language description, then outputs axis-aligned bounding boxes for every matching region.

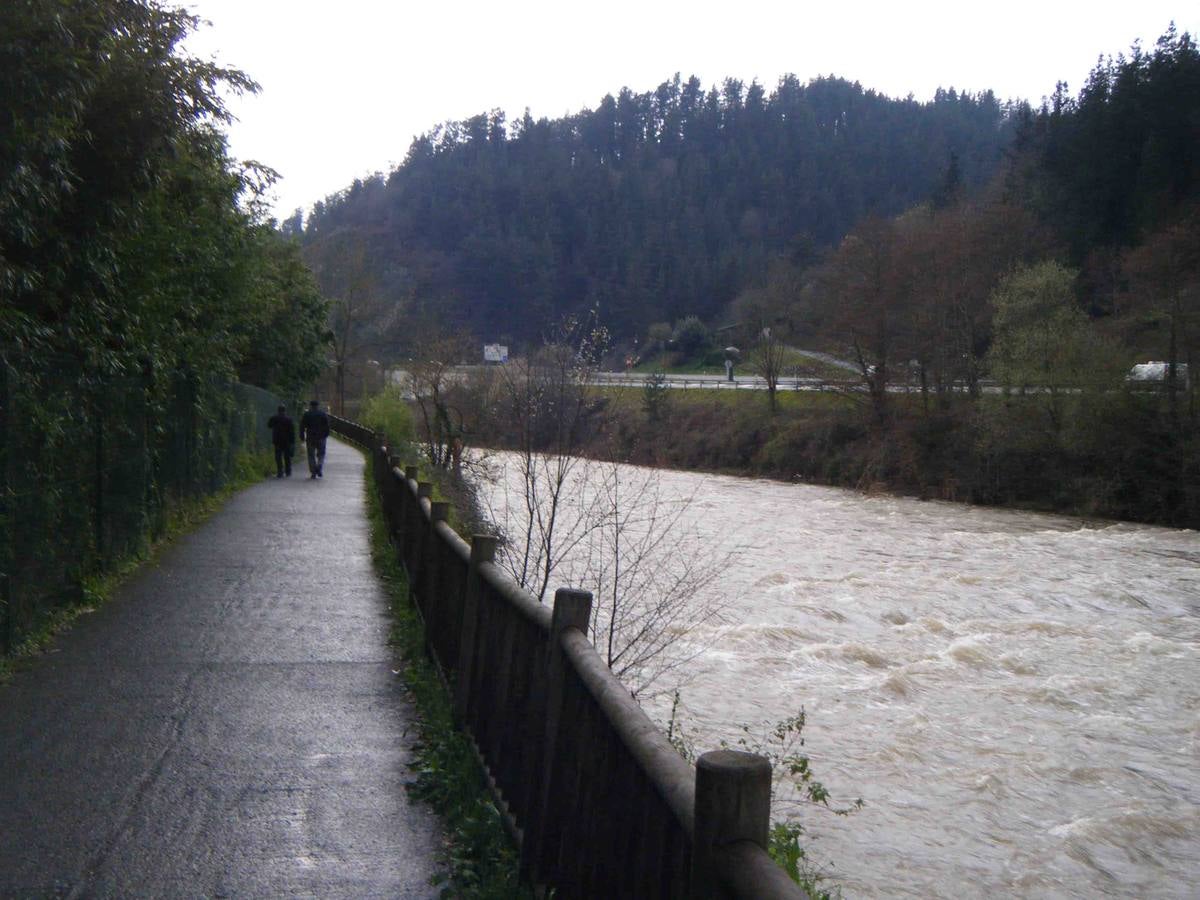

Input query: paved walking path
[0,439,442,897]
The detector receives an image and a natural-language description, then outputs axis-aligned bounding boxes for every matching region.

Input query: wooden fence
[331,415,804,899]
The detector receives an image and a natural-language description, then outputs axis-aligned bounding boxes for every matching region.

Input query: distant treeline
[296,75,1017,348]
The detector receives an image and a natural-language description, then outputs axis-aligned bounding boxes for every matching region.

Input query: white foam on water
[475,453,1200,898]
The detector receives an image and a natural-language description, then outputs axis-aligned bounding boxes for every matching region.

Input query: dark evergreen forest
[297,75,1018,348]
[314,27,1200,528]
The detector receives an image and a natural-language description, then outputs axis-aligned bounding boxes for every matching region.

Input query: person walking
[299,399,330,479]
[266,405,295,478]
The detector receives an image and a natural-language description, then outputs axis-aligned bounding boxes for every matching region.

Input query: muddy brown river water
[474,455,1200,898]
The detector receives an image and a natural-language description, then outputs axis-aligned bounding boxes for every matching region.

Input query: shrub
[671,315,712,358]
[361,386,416,447]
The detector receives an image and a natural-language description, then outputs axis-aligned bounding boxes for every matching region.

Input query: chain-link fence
[0,351,279,654]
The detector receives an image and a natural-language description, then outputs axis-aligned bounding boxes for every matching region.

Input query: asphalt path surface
[0,438,442,898]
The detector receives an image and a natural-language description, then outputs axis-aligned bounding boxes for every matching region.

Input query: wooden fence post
[454,534,497,725]
[408,482,434,608]
[382,454,403,536]
[397,466,418,569]
[526,587,592,885]
[691,749,773,898]
[425,501,450,667]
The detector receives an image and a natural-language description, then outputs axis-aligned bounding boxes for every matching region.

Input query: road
[390,363,1010,395]
[0,439,441,898]
[590,371,844,391]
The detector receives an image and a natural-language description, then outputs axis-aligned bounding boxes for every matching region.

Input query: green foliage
[237,235,331,398]
[768,823,840,900]
[646,322,673,357]
[986,261,1125,443]
[664,689,697,762]
[0,1,329,649]
[361,385,417,447]
[671,315,713,358]
[726,710,863,816]
[0,0,328,388]
[987,262,1098,391]
[300,76,1013,347]
[642,370,671,424]
[725,710,862,899]
[1024,25,1200,256]
[661,692,858,899]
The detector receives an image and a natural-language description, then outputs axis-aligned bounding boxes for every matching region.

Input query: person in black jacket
[299,399,331,479]
[266,405,295,478]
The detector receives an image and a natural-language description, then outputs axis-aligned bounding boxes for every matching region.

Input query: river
[471,454,1200,898]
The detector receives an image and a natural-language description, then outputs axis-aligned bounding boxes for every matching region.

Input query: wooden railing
[332,415,804,899]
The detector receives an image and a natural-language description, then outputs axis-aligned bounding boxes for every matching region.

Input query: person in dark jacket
[299,399,331,478]
[266,405,295,478]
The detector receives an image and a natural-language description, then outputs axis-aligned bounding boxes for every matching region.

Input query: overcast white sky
[182,1,1195,219]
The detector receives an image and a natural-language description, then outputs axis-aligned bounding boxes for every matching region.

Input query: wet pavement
[0,439,442,898]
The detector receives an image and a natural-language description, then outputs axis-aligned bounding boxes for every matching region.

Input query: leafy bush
[642,371,671,424]
[671,316,712,358]
[361,386,416,447]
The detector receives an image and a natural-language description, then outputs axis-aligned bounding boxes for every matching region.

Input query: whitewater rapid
[473,455,1200,898]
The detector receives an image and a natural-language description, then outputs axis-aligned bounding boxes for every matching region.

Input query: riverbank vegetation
[453,369,1197,526]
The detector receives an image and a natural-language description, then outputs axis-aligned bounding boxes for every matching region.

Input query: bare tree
[489,313,608,602]
[479,448,724,699]
[304,229,394,414]
[731,262,810,413]
[477,311,724,698]
[905,195,1044,408]
[575,461,723,697]
[1122,216,1200,424]
[815,216,916,426]
[408,331,474,469]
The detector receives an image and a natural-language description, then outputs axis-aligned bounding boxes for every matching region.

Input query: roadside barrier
[331,415,804,899]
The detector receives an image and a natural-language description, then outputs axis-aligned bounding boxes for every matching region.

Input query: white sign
[483,344,509,363]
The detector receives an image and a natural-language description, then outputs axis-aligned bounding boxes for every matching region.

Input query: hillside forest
[306,25,1199,527]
